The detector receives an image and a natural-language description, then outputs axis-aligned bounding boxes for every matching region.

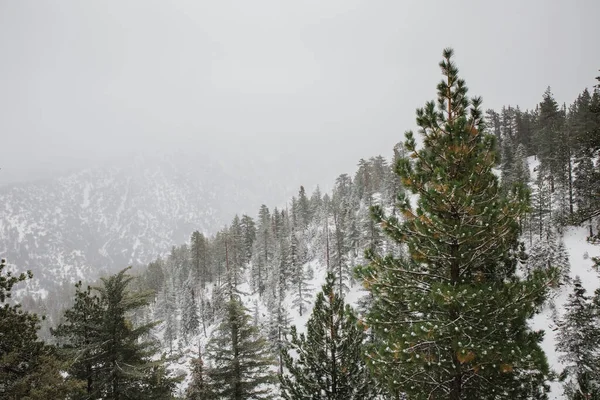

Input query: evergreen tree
[186,348,213,400]
[385,142,408,213]
[229,216,246,287]
[212,230,229,287]
[536,87,568,194]
[93,267,181,398]
[555,277,600,399]
[160,284,178,353]
[514,107,536,153]
[500,113,516,176]
[266,291,292,375]
[280,272,376,400]
[297,186,312,230]
[180,282,200,343]
[240,214,257,265]
[205,296,276,399]
[512,143,531,184]
[356,49,554,399]
[530,169,553,240]
[171,244,192,288]
[290,230,311,316]
[571,86,600,236]
[52,281,104,398]
[310,186,324,218]
[527,227,571,286]
[253,205,274,295]
[573,151,599,235]
[360,194,384,254]
[145,257,165,297]
[331,174,353,294]
[191,231,210,287]
[1,258,83,399]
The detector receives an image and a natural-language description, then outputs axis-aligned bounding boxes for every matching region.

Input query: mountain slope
[144,155,599,400]
[0,153,287,293]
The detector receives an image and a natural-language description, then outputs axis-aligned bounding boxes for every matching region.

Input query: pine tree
[93,267,181,398]
[500,124,516,184]
[240,214,257,265]
[205,296,276,399]
[186,347,213,400]
[297,186,312,230]
[536,87,568,194]
[571,86,600,236]
[514,107,536,153]
[180,282,200,343]
[160,284,178,353]
[530,169,553,240]
[501,135,531,191]
[555,277,600,399]
[331,174,353,294]
[52,281,104,398]
[310,186,324,218]
[280,272,375,399]
[253,205,274,295]
[356,49,554,399]
[266,291,292,375]
[1,258,84,399]
[512,143,531,185]
[386,142,408,213]
[527,227,570,286]
[290,230,311,316]
[145,257,165,296]
[360,194,384,254]
[191,231,210,287]
[229,216,246,287]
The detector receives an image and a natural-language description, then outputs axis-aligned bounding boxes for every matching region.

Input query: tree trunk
[567,151,574,217]
[449,241,462,400]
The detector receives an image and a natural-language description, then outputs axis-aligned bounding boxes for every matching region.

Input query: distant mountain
[0,152,288,293]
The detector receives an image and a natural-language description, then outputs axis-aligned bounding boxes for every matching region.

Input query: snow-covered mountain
[0,152,287,293]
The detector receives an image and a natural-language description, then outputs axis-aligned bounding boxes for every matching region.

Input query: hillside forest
[1,49,599,400]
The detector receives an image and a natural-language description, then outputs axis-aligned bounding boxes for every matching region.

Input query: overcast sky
[1,0,599,191]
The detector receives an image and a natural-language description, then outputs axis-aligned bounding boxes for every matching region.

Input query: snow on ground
[528,156,541,182]
[170,157,598,398]
[525,154,599,399]
[532,225,600,399]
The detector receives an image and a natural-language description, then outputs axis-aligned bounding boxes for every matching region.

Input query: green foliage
[180,282,200,343]
[555,278,600,399]
[280,272,377,399]
[1,259,84,399]
[191,231,211,287]
[51,281,103,398]
[186,352,213,400]
[54,267,182,399]
[205,296,276,399]
[356,49,555,399]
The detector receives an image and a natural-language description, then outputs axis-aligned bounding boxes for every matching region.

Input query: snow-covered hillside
[526,156,600,400]
[0,153,287,295]
[532,226,600,399]
[152,155,599,399]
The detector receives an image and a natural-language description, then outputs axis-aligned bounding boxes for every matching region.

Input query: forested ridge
[1,50,599,399]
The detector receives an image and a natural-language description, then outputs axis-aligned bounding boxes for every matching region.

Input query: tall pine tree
[93,267,181,398]
[1,259,83,399]
[52,281,103,398]
[205,295,276,399]
[555,277,600,399]
[280,272,376,399]
[356,49,555,400]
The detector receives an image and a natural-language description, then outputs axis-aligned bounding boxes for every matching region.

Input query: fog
[1,0,598,193]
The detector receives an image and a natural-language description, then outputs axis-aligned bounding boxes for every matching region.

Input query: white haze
[1,0,599,201]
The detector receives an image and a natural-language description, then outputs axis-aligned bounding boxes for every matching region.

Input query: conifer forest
[1,3,599,400]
